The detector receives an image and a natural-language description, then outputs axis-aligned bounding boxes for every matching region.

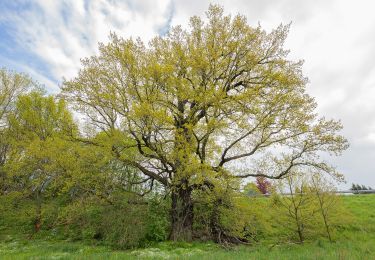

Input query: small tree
[274,172,345,243]
[310,174,341,242]
[243,182,260,196]
[255,176,272,194]
[273,173,316,243]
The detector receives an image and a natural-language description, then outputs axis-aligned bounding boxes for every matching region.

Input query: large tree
[62,5,348,241]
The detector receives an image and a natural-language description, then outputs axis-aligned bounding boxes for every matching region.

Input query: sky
[1,0,374,188]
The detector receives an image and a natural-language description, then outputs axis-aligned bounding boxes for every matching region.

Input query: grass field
[1,195,374,259]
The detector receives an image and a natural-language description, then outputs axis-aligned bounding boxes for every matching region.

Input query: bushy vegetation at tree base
[0,178,351,250]
[0,193,170,249]
[0,195,374,259]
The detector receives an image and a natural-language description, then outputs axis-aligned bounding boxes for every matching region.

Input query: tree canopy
[61,5,348,241]
[0,68,36,194]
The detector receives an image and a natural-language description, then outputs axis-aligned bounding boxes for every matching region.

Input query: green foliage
[8,91,75,140]
[0,4,351,247]
[58,198,145,248]
[0,88,352,249]
[270,173,348,243]
[243,182,261,196]
[271,174,317,242]
[219,195,271,242]
[0,193,36,234]
[55,194,170,249]
[1,84,170,247]
[0,195,374,259]
[1,92,78,232]
[1,68,36,195]
[5,91,77,196]
[143,197,170,244]
[61,4,348,240]
[194,182,271,243]
[0,68,35,124]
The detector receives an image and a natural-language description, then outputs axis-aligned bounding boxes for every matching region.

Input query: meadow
[1,195,374,259]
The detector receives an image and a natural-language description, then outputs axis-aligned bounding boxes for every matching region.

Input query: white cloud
[0,55,58,91]
[171,0,375,187]
[5,0,173,86]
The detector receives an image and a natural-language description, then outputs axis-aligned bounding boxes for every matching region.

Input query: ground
[0,195,374,259]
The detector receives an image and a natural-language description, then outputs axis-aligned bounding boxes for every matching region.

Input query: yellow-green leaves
[61,4,348,192]
[9,92,76,142]
[4,92,78,197]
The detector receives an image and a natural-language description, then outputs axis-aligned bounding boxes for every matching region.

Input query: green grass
[1,195,374,259]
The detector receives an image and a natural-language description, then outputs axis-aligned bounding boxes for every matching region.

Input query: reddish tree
[256,177,272,194]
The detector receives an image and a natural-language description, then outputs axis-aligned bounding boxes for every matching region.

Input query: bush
[193,186,270,244]
[0,192,38,235]
[56,193,169,249]
[142,197,170,244]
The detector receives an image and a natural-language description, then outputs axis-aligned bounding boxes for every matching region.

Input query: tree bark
[34,191,42,233]
[297,225,304,243]
[0,170,6,195]
[169,186,194,241]
[210,198,223,243]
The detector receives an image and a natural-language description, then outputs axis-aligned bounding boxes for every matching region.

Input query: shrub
[0,192,39,234]
[193,184,270,244]
[56,193,169,249]
[142,197,170,244]
[255,177,272,195]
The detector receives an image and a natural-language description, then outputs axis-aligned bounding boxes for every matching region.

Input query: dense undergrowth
[0,195,374,259]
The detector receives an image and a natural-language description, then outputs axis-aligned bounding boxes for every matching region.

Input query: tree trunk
[169,186,194,241]
[0,170,6,195]
[210,198,223,243]
[297,226,304,243]
[34,191,42,233]
[322,212,332,242]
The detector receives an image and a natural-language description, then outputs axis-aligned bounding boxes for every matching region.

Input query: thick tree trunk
[169,186,194,241]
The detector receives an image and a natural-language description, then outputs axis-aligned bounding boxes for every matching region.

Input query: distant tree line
[350,183,373,191]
